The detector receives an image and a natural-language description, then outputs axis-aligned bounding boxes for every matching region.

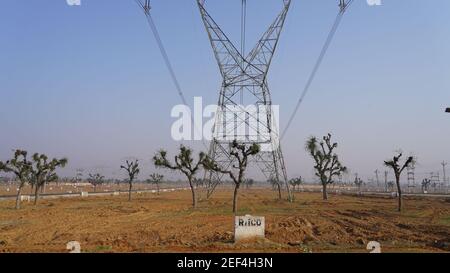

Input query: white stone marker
[20,195,31,202]
[113,192,120,196]
[367,241,381,253]
[81,192,88,197]
[66,241,81,253]
[234,215,265,242]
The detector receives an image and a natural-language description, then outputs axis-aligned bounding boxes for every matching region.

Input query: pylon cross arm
[197,0,291,85]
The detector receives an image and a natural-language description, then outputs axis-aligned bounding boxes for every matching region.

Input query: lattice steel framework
[406,163,415,188]
[197,0,292,200]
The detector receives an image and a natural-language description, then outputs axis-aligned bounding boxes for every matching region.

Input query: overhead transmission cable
[281,0,354,140]
[135,0,187,106]
[241,0,247,58]
[240,0,247,104]
[134,0,208,149]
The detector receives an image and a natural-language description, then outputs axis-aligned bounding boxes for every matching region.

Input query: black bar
[0,253,446,272]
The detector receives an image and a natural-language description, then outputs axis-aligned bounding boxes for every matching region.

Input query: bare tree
[354,176,363,192]
[154,146,205,208]
[88,173,105,192]
[384,153,413,212]
[0,150,32,209]
[289,177,303,192]
[268,176,283,200]
[305,134,347,200]
[421,178,431,193]
[148,173,164,194]
[244,178,254,189]
[387,181,395,192]
[203,140,260,213]
[193,178,205,189]
[120,160,140,201]
[29,153,68,205]
[268,177,278,191]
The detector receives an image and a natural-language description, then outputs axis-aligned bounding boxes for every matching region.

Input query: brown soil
[0,189,449,253]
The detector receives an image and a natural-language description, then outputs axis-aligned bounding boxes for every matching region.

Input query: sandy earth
[0,189,449,253]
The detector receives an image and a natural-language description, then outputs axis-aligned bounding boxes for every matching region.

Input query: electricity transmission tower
[384,170,388,192]
[406,161,416,189]
[197,0,293,201]
[374,169,379,187]
[442,161,448,187]
[75,168,84,183]
[430,172,440,189]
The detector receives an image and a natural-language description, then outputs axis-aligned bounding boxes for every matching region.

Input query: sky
[0,0,449,183]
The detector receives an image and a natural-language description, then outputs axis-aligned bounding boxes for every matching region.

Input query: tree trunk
[232,184,240,214]
[34,185,40,205]
[128,181,132,201]
[277,182,282,200]
[15,184,24,210]
[285,180,293,202]
[322,183,328,200]
[396,175,402,212]
[156,183,160,195]
[94,185,97,193]
[188,178,197,208]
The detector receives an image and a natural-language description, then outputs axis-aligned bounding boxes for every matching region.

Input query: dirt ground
[0,189,449,253]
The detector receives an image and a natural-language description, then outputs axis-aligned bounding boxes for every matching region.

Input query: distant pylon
[375,169,379,187]
[430,172,440,188]
[384,170,388,192]
[442,161,448,187]
[407,161,415,188]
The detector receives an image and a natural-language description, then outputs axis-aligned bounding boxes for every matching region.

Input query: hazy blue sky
[0,0,449,183]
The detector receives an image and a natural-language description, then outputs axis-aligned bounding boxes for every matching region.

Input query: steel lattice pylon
[197,0,293,201]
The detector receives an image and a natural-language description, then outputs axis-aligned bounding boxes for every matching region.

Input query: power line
[281,0,354,140]
[137,1,188,106]
[135,1,208,149]
[442,161,448,186]
[240,0,247,104]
